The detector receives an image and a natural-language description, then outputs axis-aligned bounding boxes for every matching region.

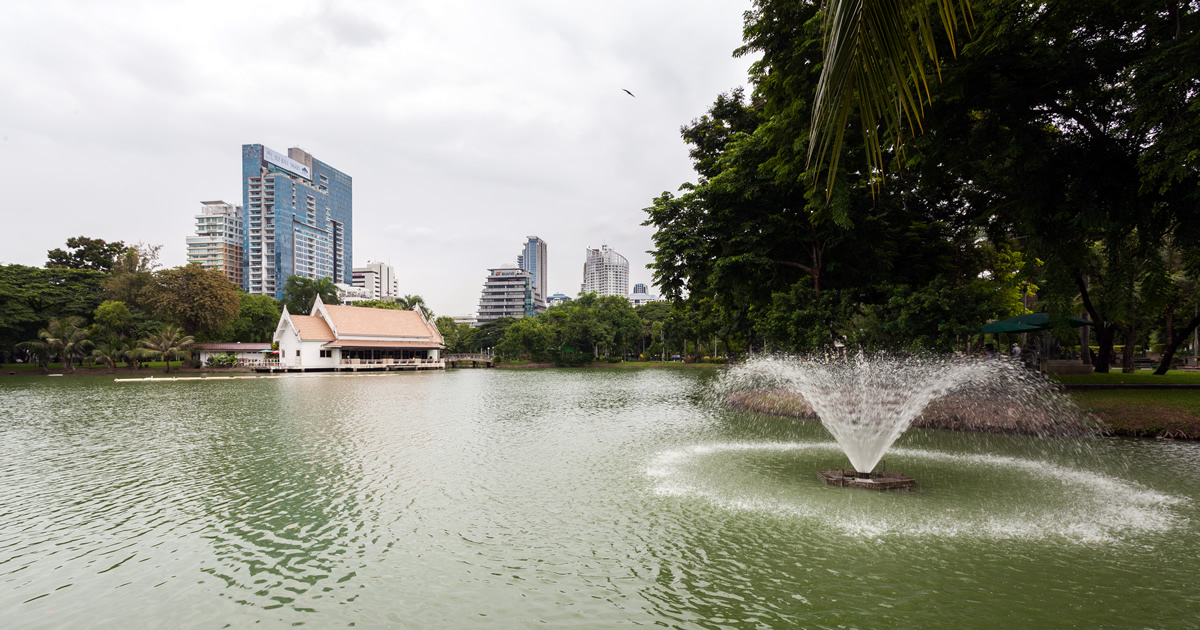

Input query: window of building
[296,350,300,357]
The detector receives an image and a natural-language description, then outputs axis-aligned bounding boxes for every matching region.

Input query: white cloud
[0,0,758,316]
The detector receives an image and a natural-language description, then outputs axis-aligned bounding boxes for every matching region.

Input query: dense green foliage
[142,265,241,338]
[45,236,128,273]
[4,236,278,369]
[643,0,1199,368]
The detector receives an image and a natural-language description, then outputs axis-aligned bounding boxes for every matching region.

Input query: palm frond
[810,0,972,197]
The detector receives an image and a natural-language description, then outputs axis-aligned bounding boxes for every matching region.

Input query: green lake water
[1,368,1198,628]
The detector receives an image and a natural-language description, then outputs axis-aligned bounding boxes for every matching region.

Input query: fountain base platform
[818,469,916,491]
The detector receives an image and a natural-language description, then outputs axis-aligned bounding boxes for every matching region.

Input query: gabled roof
[290,314,336,341]
[322,304,443,343]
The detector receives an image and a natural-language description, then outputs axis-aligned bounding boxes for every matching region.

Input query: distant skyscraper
[187,200,245,288]
[519,236,548,311]
[633,283,647,295]
[352,261,399,300]
[582,245,629,297]
[477,266,537,326]
[242,144,352,298]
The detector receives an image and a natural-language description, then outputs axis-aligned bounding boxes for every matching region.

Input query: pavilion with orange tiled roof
[270,295,445,372]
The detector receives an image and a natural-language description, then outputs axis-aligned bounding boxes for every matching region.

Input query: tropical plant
[15,339,51,372]
[281,275,340,314]
[396,294,434,320]
[807,0,971,195]
[118,340,149,369]
[33,317,92,372]
[139,324,195,373]
[91,341,124,373]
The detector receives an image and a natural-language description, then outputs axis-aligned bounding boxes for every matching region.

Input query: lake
[2,368,1198,628]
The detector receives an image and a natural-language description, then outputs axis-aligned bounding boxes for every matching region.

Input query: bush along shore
[726,388,1198,440]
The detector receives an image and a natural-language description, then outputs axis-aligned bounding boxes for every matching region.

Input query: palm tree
[15,339,51,372]
[397,294,434,320]
[810,0,971,196]
[139,325,195,373]
[91,342,123,373]
[119,340,150,370]
[34,317,92,372]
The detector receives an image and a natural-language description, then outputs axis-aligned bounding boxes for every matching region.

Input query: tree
[139,324,194,373]
[141,265,241,338]
[46,236,128,273]
[227,293,282,343]
[31,317,92,372]
[104,243,161,311]
[473,318,516,352]
[0,265,107,358]
[93,300,132,340]
[396,294,434,320]
[281,275,340,314]
[91,341,123,373]
[435,316,474,354]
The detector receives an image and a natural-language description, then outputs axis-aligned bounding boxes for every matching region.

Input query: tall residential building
[518,236,549,305]
[582,245,629,297]
[242,144,352,298]
[186,200,245,288]
[477,266,536,326]
[352,261,399,300]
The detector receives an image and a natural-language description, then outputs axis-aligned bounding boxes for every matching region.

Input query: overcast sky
[0,0,757,316]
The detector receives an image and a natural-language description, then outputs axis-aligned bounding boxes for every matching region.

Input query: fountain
[717,354,1096,490]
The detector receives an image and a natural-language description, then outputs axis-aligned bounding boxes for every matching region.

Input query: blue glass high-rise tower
[241,144,352,298]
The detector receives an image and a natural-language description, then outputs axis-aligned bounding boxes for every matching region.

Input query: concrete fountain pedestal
[817,468,916,490]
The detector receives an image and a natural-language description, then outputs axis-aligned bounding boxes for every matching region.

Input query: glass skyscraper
[517,235,548,312]
[241,144,352,298]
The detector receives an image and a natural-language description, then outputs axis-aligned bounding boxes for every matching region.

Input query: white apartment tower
[582,245,629,297]
[187,200,245,288]
[352,261,399,300]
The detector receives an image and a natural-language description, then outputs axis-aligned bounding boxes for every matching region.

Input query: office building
[518,236,548,306]
[186,200,245,288]
[352,261,399,301]
[629,288,660,307]
[633,283,647,295]
[336,283,374,303]
[242,144,352,298]
[547,293,572,307]
[582,245,629,297]
[477,266,537,326]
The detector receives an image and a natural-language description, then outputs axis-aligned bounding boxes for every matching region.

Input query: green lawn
[2,361,186,373]
[1052,370,1200,385]
[1070,389,1200,438]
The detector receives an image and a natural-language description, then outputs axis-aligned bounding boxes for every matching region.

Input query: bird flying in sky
[622,89,635,98]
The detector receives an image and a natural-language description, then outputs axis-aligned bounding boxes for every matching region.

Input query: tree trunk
[1155,313,1200,375]
[1093,326,1114,373]
[1075,272,1116,373]
[1118,324,1136,373]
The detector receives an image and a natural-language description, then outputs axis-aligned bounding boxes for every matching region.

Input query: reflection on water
[1,369,1199,628]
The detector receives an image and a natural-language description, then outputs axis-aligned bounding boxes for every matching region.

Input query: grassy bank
[1069,390,1200,438]
[1052,370,1200,385]
[3,361,204,375]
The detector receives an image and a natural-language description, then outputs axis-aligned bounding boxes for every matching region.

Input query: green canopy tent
[976,313,1093,334]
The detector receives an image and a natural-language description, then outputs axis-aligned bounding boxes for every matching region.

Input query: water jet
[718,354,1095,490]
